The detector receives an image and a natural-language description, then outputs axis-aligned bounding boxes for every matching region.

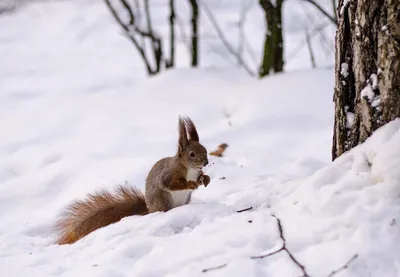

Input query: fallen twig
[251,215,310,277]
[202,263,227,273]
[202,214,359,276]
[326,254,358,277]
[236,207,253,213]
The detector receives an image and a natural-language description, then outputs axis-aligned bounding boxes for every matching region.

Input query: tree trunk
[332,0,400,160]
[259,0,284,78]
[166,0,175,68]
[189,0,199,67]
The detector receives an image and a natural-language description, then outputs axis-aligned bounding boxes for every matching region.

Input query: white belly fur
[170,168,201,208]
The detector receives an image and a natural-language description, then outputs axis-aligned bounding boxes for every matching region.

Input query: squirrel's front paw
[198,174,211,187]
[187,181,199,190]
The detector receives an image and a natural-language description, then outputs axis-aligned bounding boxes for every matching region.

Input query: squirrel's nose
[203,160,209,166]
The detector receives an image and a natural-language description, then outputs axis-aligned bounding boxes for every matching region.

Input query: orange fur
[55,185,148,245]
[209,143,229,157]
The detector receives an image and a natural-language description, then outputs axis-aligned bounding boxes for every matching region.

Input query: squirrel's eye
[189,152,196,158]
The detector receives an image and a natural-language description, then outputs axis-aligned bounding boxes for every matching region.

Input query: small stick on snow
[326,254,358,277]
[202,263,227,273]
[236,207,253,213]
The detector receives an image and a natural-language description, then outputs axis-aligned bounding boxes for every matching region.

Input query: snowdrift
[1,67,399,277]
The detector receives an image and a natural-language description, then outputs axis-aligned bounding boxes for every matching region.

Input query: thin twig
[237,0,254,67]
[202,214,358,277]
[202,263,227,273]
[326,254,358,277]
[104,0,153,74]
[286,22,330,65]
[250,245,284,259]
[236,207,253,213]
[199,0,256,77]
[305,28,316,68]
[253,215,311,276]
[302,0,337,25]
[300,3,333,58]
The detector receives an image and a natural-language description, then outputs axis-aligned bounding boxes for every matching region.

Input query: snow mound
[1,66,399,276]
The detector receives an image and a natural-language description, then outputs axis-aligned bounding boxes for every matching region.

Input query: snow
[361,74,380,106]
[361,85,375,101]
[1,0,400,277]
[340,63,349,78]
[347,112,355,128]
[370,73,378,89]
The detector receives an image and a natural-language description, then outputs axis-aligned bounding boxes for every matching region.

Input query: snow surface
[1,1,400,277]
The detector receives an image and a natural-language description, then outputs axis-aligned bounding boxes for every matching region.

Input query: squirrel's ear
[183,116,199,142]
[178,116,189,153]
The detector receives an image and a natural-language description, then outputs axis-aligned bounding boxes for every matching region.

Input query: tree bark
[332,0,400,160]
[259,0,284,78]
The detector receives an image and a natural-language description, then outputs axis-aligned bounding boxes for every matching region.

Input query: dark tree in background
[188,0,199,67]
[259,0,284,78]
[166,0,176,68]
[332,0,400,160]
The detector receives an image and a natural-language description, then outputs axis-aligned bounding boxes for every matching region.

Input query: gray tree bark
[332,0,400,160]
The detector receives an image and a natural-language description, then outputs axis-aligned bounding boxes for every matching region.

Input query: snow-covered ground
[1,0,399,276]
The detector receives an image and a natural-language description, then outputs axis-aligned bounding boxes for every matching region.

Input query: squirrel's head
[177,116,208,170]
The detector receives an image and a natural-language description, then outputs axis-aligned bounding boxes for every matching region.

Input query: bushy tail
[55,185,148,245]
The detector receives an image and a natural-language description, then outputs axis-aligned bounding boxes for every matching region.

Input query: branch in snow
[251,215,310,277]
[236,207,253,213]
[202,215,359,276]
[202,264,227,273]
[326,254,358,277]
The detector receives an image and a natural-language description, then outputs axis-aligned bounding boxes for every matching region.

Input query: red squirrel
[55,116,210,244]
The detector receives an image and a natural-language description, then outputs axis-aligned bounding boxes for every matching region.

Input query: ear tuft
[178,116,189,153]
[183,116,199,142]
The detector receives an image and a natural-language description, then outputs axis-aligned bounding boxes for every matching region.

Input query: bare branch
[199,0,256,77]
[104,0,153,74]
[120,0,135,25]
[331,0,338,23]
[104,0,163,75]
[237,0,254,67]
[300,3,334,58]
[305,28,316,68]
[286,22,330,65]
[302,0,338,25]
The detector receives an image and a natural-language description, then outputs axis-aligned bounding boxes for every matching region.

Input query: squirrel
[55,116,210,245]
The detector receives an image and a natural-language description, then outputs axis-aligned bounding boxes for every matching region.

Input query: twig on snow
[202,214,359,276]
[326,254,358,277]
[202,263,227,273]
[236,207,253,213]
[251,215,310,277]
